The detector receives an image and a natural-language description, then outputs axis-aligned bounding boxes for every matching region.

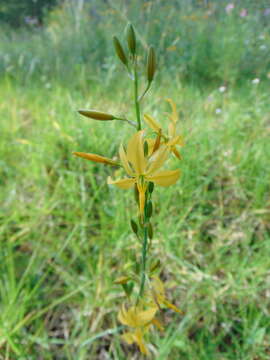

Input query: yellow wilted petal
[147,169,181,187]
[166,98,178,123]
[119,144,134,176]
[151,318,164,331]
[127,131,146,174]
[146,146,169,175]
[107,176,135,189]
[144,114,161,133]
[163,300,183,314]
[134,329,148,355]
[73,152,117,165]
[172,146,182,159]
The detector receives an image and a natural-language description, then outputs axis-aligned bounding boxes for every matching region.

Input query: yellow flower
[144,99,184,159]
[118,305,157,355]
[149,276,182,314]
[107,130,181,216]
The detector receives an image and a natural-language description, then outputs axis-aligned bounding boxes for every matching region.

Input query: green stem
[134,56,141,130]
[138,221,148,298]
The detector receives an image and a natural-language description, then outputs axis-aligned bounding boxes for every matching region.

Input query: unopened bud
[144,141,149,157]
[147,46,156,83]
[126,23,136,55]
[150,259,160,272]
[148,182,154,194]
[148,222,153,239]
[113,36,128,66]
[73,152,118,165]
[146,200,153,218]
[114,276,130,284]
[78,110,115,121]
[130,219,138,235]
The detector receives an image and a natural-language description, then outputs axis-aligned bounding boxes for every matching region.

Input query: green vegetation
[0,1,270,359]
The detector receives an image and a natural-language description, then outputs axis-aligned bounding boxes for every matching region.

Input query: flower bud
[126,23,136,55]
[130,219,138,235]
[78,110,115,121]
[145,200,153,218]
[113,36,128,66]
[148,182,154,194]
[148,222,153,239]
[73,152,118,165]
[147,45,156,83]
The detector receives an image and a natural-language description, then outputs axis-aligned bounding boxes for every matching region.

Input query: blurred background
[0,0,270,359]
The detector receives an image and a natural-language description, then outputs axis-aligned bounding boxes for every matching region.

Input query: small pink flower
[240,9,248,17]
[225,3,235,14]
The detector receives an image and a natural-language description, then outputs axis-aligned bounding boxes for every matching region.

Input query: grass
[1,0,270,358]
[1,74,269,359]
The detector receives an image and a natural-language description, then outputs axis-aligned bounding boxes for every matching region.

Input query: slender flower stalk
[72,24,184,356]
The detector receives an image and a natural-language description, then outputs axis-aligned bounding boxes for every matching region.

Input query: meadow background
[0,0,270,359]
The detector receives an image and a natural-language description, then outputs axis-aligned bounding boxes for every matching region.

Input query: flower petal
[127,131,146,174]
[107,176,135,189]
[163,300,182,314]
[137,180,147,217]
[172,146,182,160]
[167,135,184,147]
[119,144,134,176]
[147,169,181,187]
[144,114,162,133]
[146,146,169,175]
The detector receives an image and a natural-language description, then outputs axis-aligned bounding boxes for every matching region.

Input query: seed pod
[147,45,156,83]
[148,222,153,239]
[113,36,128,66]
[148,182,154,194]
[78,110,115,121]
[130,219,138,235]
[146,200,153,218]
[126,23,136,55]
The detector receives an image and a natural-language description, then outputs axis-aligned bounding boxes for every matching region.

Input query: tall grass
[0,0,269,85]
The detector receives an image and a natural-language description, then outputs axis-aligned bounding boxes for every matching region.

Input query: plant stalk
[133,56,141,130]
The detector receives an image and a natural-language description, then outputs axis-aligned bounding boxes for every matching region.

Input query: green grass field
[1,1,270,359]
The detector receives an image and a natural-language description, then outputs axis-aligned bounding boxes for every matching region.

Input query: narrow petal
[119,144,134,176]
[167,135,184,147]
[107,176,135,189]
[172,146,182,160]
[151,318,164,331]
[118,305,129,326]
[73,152,118,165]
[146,146,169,175]
[147,169,181,187]
[127,131,146,174]
[134,329,148,355]
[168,122,176,138]
[144,114,162,133]
[136,307,157,326]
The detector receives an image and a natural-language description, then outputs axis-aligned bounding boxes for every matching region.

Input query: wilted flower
[118,305,157,355]
[144,99,184,159]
